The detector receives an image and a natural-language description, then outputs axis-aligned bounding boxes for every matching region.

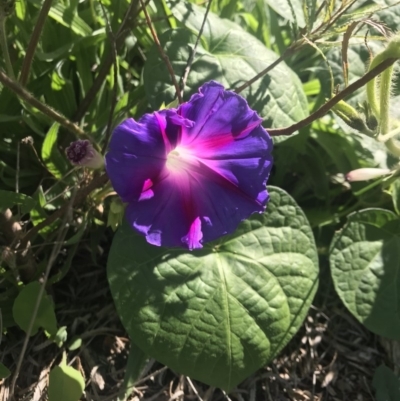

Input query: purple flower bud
[66,140,104,169]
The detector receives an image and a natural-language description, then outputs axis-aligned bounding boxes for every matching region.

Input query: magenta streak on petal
[182,217,202,250]
[166,166,203,249]
[142,178,153,191]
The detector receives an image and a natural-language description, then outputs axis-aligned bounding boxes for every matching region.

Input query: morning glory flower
[105,81,273,250]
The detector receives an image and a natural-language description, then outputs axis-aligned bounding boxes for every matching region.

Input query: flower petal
[125,155,269,249]
[105,110,181,202]
[125,170,202,249]
[178,81,263,152]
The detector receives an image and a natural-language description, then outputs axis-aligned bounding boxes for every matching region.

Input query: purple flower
[66,140,104,169]
[105,81,273,250]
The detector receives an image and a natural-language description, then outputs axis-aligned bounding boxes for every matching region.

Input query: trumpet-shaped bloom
[105,81,273,249]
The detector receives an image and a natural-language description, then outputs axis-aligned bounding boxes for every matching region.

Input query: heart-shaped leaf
[13,282,58,336]
[330,208,400,339]
[48,358,85,401]
[108,186,319,390]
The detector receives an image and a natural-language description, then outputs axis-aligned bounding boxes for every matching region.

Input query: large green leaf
[143,1,308,137]
[264,0,306,27]
[330,208,400,339]
[108,186,319,390]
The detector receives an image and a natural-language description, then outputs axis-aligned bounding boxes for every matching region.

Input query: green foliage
[330,209,400,339]
[41,123,69,179]
[146,1,309,134]
[12,281,58,336]
[108,186,319,390]
[373,365,400,401]
[0,190,36,214]
[2,0,400,396]
[48,356,85,401]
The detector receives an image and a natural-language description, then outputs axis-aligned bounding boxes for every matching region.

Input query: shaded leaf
[330,209,400,339]
[0,363,10,379]
[373,365,400,401]
[13,282,58,336]
[0,190,36,214]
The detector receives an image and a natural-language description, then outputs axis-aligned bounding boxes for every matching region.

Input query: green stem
[0,14,15,80]
[19,0,53,86]
[0,69,86,137]
[379,65,393,137]
[366,52,385,119]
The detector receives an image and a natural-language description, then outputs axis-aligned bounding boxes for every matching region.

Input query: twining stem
[19,0,53,86]
[138,0,182,103]
[268,57,398,136]
[0,69,86,137]
[379,65,393,137]
[366,52,385,119]
[0,13,15,79]
[100,2,119,154]
[234,41,303,94]
[180,0,213,97]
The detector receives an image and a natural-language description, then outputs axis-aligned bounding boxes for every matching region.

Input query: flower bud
[65,140,104,169]
[107,197,125,231]
[346,168,391,182]
[332,101,370,133]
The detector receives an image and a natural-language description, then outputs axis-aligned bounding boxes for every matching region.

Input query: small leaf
[13,282,58,336]
[0,363,11,379]
[68,337,82,351]
[48,362,85,401]
[373,365,400,401]
[52,326,68,348]
[108,186,319,390]
[330,209,400,339]
[41,123,69,179]
[0,190,36,214]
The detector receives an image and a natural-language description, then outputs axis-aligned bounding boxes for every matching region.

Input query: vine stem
[268,57,398,136]
[100,2,119,154]
[19,0,53,86]
[180,0,213,97]
[234,41,303,94]
[139,0,182,104]
[0,13,15,79]
[0,69,86,137]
